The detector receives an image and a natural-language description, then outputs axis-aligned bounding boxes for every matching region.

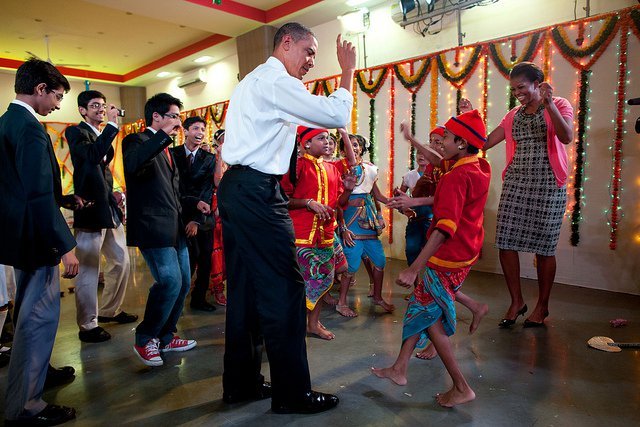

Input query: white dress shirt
[222,56,353,175]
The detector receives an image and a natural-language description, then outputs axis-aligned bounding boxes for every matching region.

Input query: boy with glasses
[65,90,137,344]
[123,93,198,366]
[0,58,78,426]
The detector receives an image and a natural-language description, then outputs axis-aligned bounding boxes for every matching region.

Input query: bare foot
[214,292,227,306]
[317,321,327,330]
[322,293,338,306]
[308,325,335,340]
[469,303,489,334]
[435,386,476,407]
[371,366,407,386]
[336,304,358,317]
[373,299,395,313]
[416,343,438,360]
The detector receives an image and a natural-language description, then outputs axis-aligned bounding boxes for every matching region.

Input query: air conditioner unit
[177,68,208,88]
[391,0,435,25]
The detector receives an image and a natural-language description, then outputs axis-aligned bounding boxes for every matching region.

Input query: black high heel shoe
[523,310,549,328]
[498,304,528,328]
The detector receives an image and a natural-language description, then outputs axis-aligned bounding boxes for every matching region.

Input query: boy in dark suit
[170,116,216,312]
[66,90,137,344]
[0,58,78,426]
[123,93,199,367]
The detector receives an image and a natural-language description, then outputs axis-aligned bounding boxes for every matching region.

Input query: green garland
[488,33,542,78]
[369,98,376,163]
[508,92,516,110]
[393,58,431,91]
[571,70,590,246]
[436,46,482,86]
[356,69,388,97]
[551,16,618,58]
[410,92,416,169]
[632,9,640,34]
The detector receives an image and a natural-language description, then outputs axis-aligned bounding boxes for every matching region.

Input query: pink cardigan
[498,97,574,187]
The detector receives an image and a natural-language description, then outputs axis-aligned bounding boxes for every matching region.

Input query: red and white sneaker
[133,338,163,367]
[161,336,197,353]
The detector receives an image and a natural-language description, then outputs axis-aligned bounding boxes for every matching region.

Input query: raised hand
[539,82,553,106]
[336,34,356,72]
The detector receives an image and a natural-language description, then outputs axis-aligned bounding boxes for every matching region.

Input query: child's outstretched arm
[337,128,357,167]
[399,121,443,166]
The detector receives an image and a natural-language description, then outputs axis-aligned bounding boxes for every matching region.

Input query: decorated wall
[43,6,640,295]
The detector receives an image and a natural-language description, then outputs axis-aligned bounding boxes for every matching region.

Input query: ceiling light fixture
[346,0,368,6]
[193,55,213,63]
[157,71,171,78]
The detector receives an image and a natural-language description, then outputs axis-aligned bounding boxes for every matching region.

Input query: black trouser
[186,228,213,303]
[218,166,311,405]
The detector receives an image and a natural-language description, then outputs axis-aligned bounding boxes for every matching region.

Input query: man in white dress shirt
[219,22,356,414]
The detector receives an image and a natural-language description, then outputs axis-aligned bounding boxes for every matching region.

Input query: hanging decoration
[209,101,228,129]
[551,16,619,69]
[351,77,358,134]
[570,69,590,246]
[630,8,640,39]
[429,60,439,134]
[436,45,483,89]
[480,51,489,158]
[388,73,395,244]
[393,58,432,169]
[489,32,543,78]
[356,67,390,163]
[608,18,629,250]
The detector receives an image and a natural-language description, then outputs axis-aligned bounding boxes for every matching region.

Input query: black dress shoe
[190,301,216,312]
[223,382,272,404]
[78,326,111,343]
[5,403,76,426]
[44,365,75,389]
[498,304,528,328]
[98,311,139,324]
[272,391,339,414]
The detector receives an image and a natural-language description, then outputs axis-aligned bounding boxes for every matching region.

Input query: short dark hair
[183,116,206,130]
[510,62,544,84]
[14,58,70,95]
[273,22,315,50]
[144,93,183,126]
[77,90,106,109]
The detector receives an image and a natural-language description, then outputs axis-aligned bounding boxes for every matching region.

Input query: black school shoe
[223,382,272,404]
[5,404,76,426]
[78,326,111,343]
[271,391,339,414]
[97,311,139,324]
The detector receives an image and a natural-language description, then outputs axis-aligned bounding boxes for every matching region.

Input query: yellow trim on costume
[428,253,478,269]
[436,219,458,234]
[449,156,478,172]
[296,154,330,245]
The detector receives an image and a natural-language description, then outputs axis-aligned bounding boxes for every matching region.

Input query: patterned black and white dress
[496,104,566,256]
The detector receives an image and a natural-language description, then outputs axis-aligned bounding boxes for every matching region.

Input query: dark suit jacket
[0,103,76,271]
[169,146,215,224]
[122,128,183,249]
[66,121,122,230]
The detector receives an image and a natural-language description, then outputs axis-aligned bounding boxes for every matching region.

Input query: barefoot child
[372,110,491,407]
[281,126,356,340]
[390,125,488,360]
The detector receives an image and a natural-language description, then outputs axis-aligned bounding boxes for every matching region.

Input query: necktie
[187,153,194,170]
[164,147,173,168]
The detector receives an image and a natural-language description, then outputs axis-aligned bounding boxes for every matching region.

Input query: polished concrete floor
[1,250,639,426]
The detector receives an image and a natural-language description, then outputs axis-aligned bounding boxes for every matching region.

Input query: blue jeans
[136,237,191,347]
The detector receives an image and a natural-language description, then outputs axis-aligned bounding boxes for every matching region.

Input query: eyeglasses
[47,89,64,102]
[88,102,107,110]
[162,113,181,120]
